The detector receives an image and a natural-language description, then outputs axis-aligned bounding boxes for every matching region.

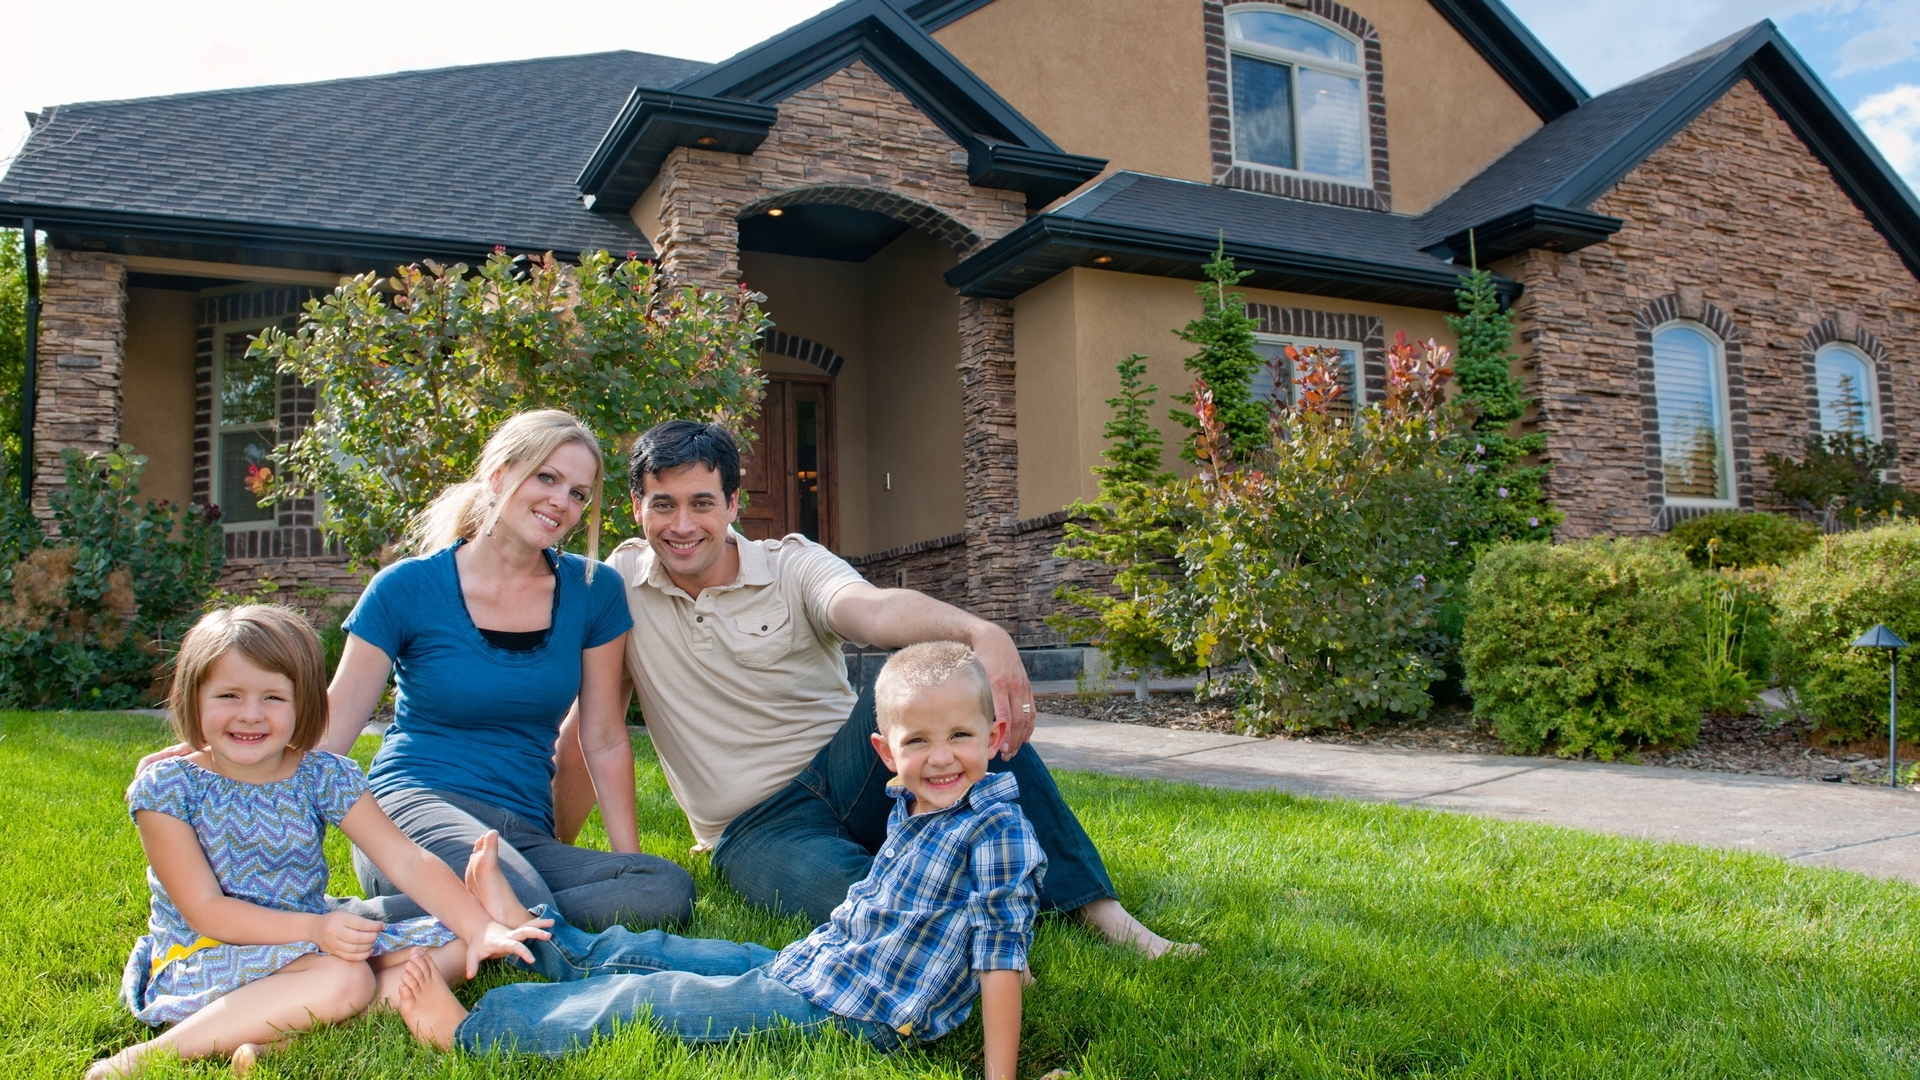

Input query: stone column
[957,296,1020,630]
[653,150,744,290]
[32,249,128,519]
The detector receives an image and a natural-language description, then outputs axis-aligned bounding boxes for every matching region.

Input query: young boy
[396,641,1045,1080]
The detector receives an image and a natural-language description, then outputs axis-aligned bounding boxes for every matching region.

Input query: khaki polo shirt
[606,532,867,849]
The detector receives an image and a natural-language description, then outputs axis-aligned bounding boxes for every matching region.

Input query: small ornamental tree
[1051,354,1197,686]
[255,250,768,565]
[1171,241,1268,463]
[0,448,224,709]
[1167,335,1466,732]
[1443,247,1557,567]
[1763,432,1909,524]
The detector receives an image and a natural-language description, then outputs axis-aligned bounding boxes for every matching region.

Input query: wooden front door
[737,374,835,549]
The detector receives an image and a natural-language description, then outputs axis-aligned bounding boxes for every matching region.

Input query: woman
[321,409,693,930]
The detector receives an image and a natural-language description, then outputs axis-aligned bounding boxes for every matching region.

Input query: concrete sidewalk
[1030,712,1920,885]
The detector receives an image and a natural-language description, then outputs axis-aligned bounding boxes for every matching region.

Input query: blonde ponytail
[407,409,606,578]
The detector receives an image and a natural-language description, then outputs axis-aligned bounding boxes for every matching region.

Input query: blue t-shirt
[344,543,634,832]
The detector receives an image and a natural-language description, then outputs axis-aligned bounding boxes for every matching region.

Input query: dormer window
[1227,8,1368,183]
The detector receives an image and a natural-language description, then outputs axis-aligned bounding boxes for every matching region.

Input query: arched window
[1814,343,1878,439]
[1227,7,1368,183]
[1652,323,1734,505]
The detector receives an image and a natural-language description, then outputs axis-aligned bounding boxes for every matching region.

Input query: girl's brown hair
[169,605,330,751]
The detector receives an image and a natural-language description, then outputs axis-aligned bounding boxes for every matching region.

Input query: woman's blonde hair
[169,605,330,752]
[408,409,605,575]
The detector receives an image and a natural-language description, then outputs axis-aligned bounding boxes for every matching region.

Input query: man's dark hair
[630,420,742,502]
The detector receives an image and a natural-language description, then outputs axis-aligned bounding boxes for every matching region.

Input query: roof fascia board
[1429,204,1624,263]
[576,89,779,208]
[1424,0,1589,119]
[945,214,1518,308]
[1743,37,1920,280]
[968,144,1108,207]
[903,0,996,31]
[0,202,594,268]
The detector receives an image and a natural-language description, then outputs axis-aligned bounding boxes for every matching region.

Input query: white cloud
[1855,83,1920,192]
[1501,0,1839,93]
[1835,0,1920,75]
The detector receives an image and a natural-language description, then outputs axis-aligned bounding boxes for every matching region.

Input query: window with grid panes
[1227,8,1369,183]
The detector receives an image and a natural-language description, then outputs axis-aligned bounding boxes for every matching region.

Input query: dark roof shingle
[0,50,708,256]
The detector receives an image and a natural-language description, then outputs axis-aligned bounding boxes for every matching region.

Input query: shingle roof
[0,50,708,258]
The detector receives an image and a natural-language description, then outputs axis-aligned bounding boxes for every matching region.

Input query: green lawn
[4,711,1919,1079]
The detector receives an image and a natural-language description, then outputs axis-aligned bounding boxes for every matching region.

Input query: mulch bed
[1039,691,1911,785]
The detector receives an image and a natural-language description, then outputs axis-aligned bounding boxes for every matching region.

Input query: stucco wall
[121,287,197,512]
[1014,267,1459,516]
[863,229,968,553]
[1352,0,1543,213]
[1513,79,1920,538]
[934,0,1214,190]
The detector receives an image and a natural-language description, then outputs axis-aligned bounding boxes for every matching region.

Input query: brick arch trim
[1632,294,1755,528]
[738,185,983,255]
[1798,316,1898,477]
[762,329,845,376]
[1244,303,1386,399]
[1204,0,1391,211]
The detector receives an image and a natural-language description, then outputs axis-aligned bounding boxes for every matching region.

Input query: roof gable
[577,0,1105,214]
[1423,21,1920,279]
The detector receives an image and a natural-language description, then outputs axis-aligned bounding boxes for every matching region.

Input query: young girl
[92,605,550,1078]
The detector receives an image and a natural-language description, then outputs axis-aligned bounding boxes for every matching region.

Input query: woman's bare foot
[395,948,468,1050]
[464,832,537,927]
[1073,899,1203,959]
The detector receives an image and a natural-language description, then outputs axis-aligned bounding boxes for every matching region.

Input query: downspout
[19,219,36,501]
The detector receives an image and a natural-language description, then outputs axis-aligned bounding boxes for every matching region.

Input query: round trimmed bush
[1772,521,1920,741]
[1463,538,1705,759]
[1667,510,1818,569]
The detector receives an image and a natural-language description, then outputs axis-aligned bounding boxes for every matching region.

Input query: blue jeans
[712,682,1116,924]
[456,910,897,1058]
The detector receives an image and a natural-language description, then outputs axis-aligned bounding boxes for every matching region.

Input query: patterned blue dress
[120,752,457,1026]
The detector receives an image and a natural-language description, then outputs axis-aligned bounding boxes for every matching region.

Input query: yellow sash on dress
[150,936,224,978]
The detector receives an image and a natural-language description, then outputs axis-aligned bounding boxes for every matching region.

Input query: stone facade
[651,60,1034,629]
[31,249,127,517]
[1510,79,1920,538]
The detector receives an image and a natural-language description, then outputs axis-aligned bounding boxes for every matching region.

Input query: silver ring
[1021,704,1032,712]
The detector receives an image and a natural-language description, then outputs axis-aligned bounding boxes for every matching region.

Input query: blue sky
[2,1,1916,196]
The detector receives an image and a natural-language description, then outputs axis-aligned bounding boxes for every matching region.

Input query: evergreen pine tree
[1053,353,1195,681]
[1171,241,1268,463]
[1443,235,1558,562]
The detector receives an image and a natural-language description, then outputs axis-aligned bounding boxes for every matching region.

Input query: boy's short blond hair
[873,641,994,733]
[168,605,329,751]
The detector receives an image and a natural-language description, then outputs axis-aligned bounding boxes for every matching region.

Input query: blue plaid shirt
[764,769,1045,1041]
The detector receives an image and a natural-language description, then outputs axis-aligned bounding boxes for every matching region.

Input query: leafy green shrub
[0,448,224,708]
[1168,334,1464,733]
[1463,538,1705,758]
[1772,522,1920,741]
[255,249,768,564]
[1763,432,1908,522]
[1667,510,1818,569]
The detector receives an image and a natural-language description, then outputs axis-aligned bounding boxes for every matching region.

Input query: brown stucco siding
[1515,79,1920,539]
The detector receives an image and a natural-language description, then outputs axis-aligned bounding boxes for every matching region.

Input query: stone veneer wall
[30,249,128,518]
[650,61,1032,628]
[1510,79,1920,538]
[846,510,1115,647]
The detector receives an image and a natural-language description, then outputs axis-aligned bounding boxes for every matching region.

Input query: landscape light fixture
[1850,624,1909,788]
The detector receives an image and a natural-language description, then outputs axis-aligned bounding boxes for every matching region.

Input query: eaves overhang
[576,91,780,212]
[1425,0,1589,120]
[1426,204,1623,264]
[945,214,1519,311]
[0,202,609,275]
[577,0,1105,214]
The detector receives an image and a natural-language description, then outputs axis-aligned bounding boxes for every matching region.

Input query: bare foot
[1020,964,1036,988]
[84,1046,147,1080]
[395,947,469,1050]
[1073,899,1203,959]
[464,832,536,927]
[229,1043,262,1077]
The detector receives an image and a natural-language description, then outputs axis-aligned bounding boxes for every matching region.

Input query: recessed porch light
[767,208,784,217]
[695,135,718,147]
[1092,254,1113,264]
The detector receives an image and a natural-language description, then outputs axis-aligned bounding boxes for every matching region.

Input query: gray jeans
[352,787,696,931]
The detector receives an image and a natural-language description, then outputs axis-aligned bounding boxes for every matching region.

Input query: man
[556,420,1186,956]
